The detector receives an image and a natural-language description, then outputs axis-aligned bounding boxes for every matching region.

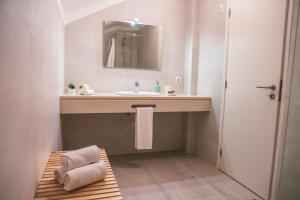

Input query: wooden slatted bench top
[34,149,123,200]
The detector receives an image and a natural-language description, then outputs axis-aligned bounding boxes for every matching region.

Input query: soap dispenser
[154,81,161,93]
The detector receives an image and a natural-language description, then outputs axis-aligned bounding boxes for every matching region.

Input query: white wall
[59,0,125,24]
[184,0,200,95]
[64,0,187,93]
[196,0,226,124]
[194,0,227,164]
[0,1,64,199]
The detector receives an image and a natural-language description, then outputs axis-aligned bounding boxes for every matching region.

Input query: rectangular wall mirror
[103,20,163,70]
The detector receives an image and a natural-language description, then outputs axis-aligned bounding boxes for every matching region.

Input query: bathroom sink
[117,91,161,96]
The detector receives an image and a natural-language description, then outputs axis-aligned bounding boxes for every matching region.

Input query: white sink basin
[117,91,161,96]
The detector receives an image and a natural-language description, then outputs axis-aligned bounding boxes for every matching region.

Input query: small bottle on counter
[154,81,161,93]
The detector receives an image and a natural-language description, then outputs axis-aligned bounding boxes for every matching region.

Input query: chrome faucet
[134,81,140,93]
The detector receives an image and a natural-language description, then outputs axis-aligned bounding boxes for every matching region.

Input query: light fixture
[130,18,139,27]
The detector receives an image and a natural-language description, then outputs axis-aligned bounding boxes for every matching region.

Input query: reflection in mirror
[103,20,163,70]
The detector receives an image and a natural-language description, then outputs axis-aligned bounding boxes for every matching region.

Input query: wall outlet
[218,4,224,13]
[175,76,182,83]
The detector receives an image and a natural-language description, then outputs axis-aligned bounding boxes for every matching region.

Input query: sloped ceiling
[58,0,125,25]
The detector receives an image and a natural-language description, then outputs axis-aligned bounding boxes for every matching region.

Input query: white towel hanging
[135,107,153,150]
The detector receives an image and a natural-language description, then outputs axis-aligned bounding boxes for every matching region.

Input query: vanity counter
[60,93,211,114]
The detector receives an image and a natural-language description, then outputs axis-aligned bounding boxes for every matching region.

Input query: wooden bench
[34,149,123,200]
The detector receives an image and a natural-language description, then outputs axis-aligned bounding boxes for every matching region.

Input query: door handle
[256,85,276,91]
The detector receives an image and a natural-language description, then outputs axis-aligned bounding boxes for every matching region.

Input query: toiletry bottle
[154,81,161,93]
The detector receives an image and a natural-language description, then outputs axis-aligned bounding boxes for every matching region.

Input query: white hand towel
[63,161,107,191]
[54,167,65,184]
[60,145,100,171]
[135,107,153,150]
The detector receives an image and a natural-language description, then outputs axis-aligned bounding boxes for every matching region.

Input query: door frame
[217,0,292,198]
[270,0,298,199]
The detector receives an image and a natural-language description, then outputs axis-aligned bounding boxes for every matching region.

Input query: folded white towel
[60,145,100,171]
[63,161,107,191]
[54,167,65,184]
[135,107,153,150]
[79,89,94,95]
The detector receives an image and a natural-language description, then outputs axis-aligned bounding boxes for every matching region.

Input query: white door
[220,0,287,199]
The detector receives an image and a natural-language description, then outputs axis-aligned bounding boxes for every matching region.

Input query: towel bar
[131,104,157,108]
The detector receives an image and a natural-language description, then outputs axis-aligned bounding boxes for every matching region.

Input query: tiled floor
[110,151,262,200]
